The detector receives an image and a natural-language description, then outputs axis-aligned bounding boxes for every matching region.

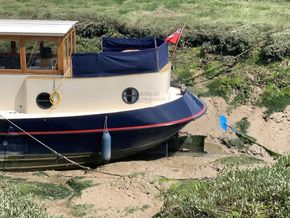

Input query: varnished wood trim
[0,35,69,75]
[0,69,62,75]
[61,31,73,77]
[23,70,61,74]
[57,38,64,73]
[66,36,70,65]
[20,39,26,72]
[73,28,77,53]
[25,76,65,80]
[0,69,20,73]
[70,30,73,55]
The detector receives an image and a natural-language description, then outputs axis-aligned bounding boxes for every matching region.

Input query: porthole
[122,87,139,104]
[36,92,52,109]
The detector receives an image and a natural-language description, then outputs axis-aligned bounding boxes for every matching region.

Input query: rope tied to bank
[176,26,288,85]
[181,40,267,85]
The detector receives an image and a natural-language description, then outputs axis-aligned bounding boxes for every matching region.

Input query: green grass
[174,46,289,113]
[19,181,71,200]
[76,36,101,53]
[158,177,180,185]
[202,76,253,105]
[66,176,94,196]
[262,29,290,61]
[0,175,71,200]
[69,203,94,217]
[0,175,96,217]
[260,84,290,114]
[32,171,49,177]
[214,155,264,166]
[157,156,290,217]
[174,47,202,82]
[0,180,51,218]
[235,117,251,133]
[125,204,151,215]
[1,0,290,29]
[128,172,146,178]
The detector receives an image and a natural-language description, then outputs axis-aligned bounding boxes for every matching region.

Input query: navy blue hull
[0,90,206,170]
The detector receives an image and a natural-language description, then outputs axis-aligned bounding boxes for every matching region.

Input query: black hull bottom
[0,123,186,171]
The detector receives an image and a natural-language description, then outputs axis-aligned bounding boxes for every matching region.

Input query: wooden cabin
[0,20,77,76]
[0,20,172,116]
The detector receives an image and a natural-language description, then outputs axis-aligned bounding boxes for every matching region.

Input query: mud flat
[3,152,269,217]
[1,96,288,217]
[184,97,290,155]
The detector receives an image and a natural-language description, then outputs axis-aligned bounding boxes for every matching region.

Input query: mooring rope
[0,114,127,177]
[0,114,133,177]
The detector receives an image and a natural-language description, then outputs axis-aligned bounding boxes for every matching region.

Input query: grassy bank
[0,183,50,217]
[157,156,290,217]
[0,174,94,217]
[2,0,290,48]
[174,46,290,114]
[1,0,290,28]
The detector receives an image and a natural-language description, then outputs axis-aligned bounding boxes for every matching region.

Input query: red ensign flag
[165,28,182,44]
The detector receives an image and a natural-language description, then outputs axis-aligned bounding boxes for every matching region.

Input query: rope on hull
[0,114,90,171]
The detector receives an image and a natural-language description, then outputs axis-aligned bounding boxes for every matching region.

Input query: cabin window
[122,88,139,104]
[0,40,20,69]
[25,40,58,70]
[36,92,52,109]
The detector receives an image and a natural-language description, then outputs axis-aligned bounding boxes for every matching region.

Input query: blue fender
[102,130,111,162]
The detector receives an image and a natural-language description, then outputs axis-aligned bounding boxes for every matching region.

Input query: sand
[184,97,290,154]
[5,154,235,218]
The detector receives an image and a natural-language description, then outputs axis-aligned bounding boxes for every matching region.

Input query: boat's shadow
[115,135,207,162]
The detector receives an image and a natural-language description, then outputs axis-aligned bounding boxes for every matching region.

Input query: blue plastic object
[102,131,111,162]
[219,115,228,131]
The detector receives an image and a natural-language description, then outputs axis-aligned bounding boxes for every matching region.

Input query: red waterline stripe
[1,106,206,136]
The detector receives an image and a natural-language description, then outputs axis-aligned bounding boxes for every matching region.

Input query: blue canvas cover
[102,37,158,52]
[72,37,168,77]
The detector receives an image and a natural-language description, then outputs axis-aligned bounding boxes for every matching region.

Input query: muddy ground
[3,97,289,218]
[5,153,268,218]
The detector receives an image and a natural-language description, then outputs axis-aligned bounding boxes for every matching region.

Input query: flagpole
[170,23,185,63]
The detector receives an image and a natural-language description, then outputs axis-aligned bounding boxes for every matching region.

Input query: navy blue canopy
[102,37,162,52]
[72,37,168,77]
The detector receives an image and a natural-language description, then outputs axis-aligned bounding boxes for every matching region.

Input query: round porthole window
[36,92,52,109]
[122,87,139,104]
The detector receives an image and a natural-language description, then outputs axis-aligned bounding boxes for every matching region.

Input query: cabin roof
[0,20,78,37]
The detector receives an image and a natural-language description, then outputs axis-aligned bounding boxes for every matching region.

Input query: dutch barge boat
[0,20,206,170]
